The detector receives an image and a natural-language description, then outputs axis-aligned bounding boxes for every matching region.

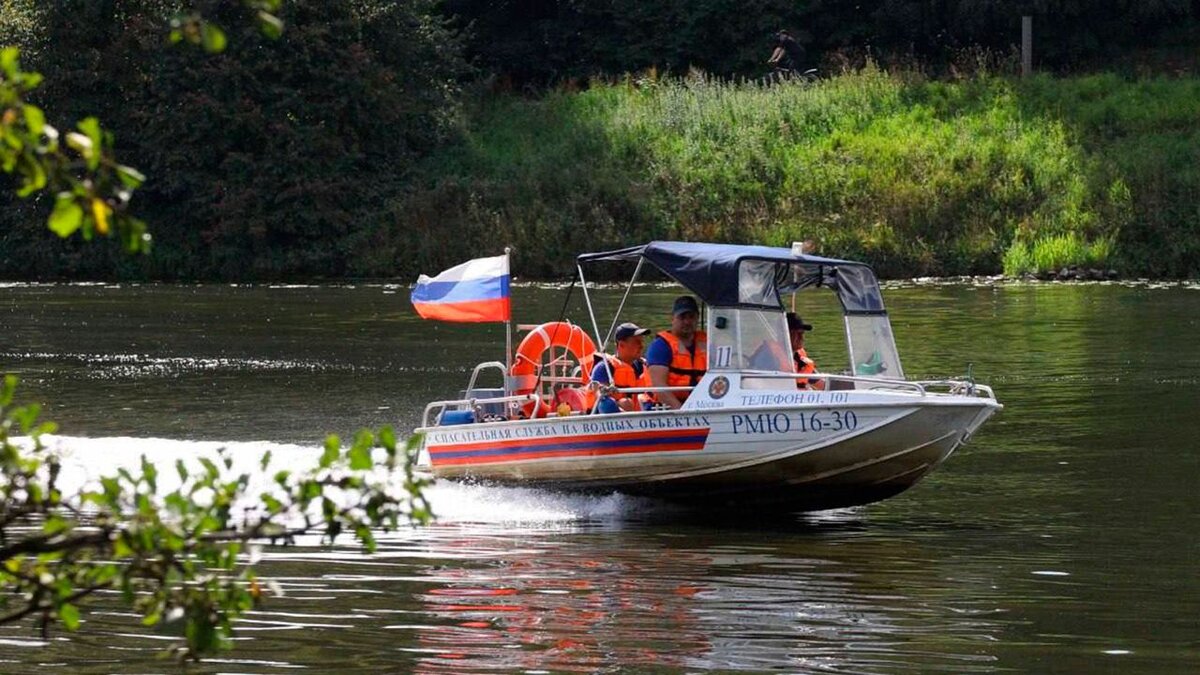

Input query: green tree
[0,0,466,280]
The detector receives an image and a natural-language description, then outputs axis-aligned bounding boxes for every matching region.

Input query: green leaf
[59,603,80,631]
[16,156,46,197]
[115,164,145,189]
[0,47,18,77]
[355,525,377,553]
[77,117,101,145]
[259,450,272,471]
[112,535,133,558]
[75,117,102,170]
[320,435,340,469]
[348,444,372,471]
[199,456,219,478]
[43,516,71,536]
[141,455,158,492]
[0,374,16,405]
[48,194,83,237]
[257,11,285,40]
[23,104,45,136]
[379,426,396,451]
[201,23,227,54]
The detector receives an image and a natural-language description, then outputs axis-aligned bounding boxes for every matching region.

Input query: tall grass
[382,68,1200,279]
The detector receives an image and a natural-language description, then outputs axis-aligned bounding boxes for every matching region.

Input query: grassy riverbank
[394,68,1199,279]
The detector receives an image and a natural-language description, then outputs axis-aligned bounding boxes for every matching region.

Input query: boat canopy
[577,241,886,314]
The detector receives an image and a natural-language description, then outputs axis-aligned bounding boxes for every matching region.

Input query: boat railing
[421,393,537,429]
[465,361,507,393]
[425,374,996,428]
[731,370,929,395]
[911,379,998,400]
[593,376,997,402]
[644,371,996,400]
[422,386,697,428]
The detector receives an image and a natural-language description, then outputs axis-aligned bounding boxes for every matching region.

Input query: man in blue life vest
[590,322,652,411]
[788,311,824,390]
[647,296,708,409]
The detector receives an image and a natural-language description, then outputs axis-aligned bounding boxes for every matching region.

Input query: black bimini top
[577,241,886,314]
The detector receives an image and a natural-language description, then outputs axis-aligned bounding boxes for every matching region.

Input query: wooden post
[1021,15,1032,76]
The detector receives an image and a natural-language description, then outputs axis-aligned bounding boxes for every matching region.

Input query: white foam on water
[425,480,640,524]
[27,435,642,526]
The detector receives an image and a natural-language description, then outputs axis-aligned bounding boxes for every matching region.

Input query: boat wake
[28,435,654,526]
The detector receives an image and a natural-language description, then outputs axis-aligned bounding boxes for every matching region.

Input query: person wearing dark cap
[590,322,652,411]
[787,311,824,390]
[646,296,707,408]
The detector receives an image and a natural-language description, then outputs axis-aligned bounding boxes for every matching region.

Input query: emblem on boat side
[708,375,729,399]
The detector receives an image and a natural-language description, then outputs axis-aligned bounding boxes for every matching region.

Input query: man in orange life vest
[589,322,652,411]
[647,296,708,409]
[788,311,825,390]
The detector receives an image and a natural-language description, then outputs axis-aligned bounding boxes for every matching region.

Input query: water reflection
[332,514,1007,674]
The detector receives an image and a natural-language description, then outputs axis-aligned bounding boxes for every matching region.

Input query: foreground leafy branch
[0,2,286,253]
[0,375,431,658]
[0,48,148,252]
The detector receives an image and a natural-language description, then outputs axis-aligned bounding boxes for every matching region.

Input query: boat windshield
[707,308,791,374]
[846,314,904,379]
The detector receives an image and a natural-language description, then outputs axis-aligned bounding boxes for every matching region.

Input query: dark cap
[786,312,813,331]
[614,322,651,341]
[672,295,700,316]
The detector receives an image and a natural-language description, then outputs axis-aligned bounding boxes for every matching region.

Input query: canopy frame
[577,241,887,315]
[578,241,903,380]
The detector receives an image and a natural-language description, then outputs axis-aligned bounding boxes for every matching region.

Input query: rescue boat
[413,242,1001,512]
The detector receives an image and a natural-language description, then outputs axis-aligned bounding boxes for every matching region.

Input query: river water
[1,280,1197,673]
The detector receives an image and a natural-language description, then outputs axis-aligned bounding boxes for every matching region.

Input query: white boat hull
[418,385,1000,512]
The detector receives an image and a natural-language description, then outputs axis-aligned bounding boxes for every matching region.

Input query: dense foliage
[0,1,1197,279]
[0,0,465,279]
[392,69,1199,279]
[443,0,1200,85]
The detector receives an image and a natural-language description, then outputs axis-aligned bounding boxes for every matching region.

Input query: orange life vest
[597,354,650,400]
[794,347,824,390]
[656,330,708,399]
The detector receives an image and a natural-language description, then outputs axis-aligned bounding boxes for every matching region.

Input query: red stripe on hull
[431,427,703,453]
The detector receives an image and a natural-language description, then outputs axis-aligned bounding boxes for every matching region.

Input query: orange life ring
[510,322,596,418]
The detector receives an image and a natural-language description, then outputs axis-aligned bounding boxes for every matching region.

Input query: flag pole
[504,247,513,402]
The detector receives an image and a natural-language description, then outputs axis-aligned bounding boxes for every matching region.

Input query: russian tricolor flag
[411,254,512,323]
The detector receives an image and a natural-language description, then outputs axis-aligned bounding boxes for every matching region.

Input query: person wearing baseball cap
[787,311,824,390]
[646,295,707,408]
[590,322,652,411]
